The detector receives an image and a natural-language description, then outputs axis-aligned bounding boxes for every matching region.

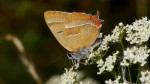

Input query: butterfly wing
[44,11,100,52]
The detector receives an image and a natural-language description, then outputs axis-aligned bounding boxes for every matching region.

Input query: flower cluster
[140,70,150,84]
[110,22,125,42]
[47,71,99,84]
[120,46,150,66]
[60,17,150,84]
[97,51,119,74]
[61,67,77,84]
[86,23,124,64]
[105,76,121,84]
[105,76,129,84]
[125,17,150,44]
[99,22,124,51]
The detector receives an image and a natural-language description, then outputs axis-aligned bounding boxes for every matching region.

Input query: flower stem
[120,41,125,51]
[127,67,132,82]
[111,70,118,78]
[119,40,127,81]
[136,70,140,84]
[102,49,108,58]
[121,66,127,82]
[136,65,141,84]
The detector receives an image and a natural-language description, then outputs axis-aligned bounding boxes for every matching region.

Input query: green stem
[127,67,132,82]
[102,49,108,58]
[111,70,118,78]
[120,41,131,82]
[121,66,126,82]
[120,41,125,51]
[136,65,141,84]
[136,70,140,84]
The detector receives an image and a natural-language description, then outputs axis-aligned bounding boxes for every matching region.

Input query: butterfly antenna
[96,10,100,18]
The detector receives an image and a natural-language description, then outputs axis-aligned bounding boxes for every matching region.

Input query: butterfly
[44,11,103,61]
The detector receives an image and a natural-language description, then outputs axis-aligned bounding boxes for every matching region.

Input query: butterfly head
[67,48,91,62]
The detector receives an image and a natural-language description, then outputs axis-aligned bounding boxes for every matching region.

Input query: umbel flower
[120,46,150,66]
[105,76,129,84]
[125,17,150,44]
[140,70,150,84]
[98,22,125,51]
[97,51,119,74]
[86,23,124,64]
[60,17,150,84]
[61,67,77,84]
[60,67,99,84]
[105,76,121,84]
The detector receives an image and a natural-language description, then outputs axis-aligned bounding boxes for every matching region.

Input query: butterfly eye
[67,52,72,58]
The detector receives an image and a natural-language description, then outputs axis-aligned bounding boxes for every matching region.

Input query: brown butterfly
[44,11,103,61]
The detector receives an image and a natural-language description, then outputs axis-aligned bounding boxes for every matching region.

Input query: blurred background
[0,0,150,84]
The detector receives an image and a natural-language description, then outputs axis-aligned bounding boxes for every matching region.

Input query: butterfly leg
[66,52,79,68]
[91,30,102,48]
[90,38,101,50]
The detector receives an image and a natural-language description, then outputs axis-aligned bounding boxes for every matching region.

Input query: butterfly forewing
[44,11,67,24]
[44,11,100,52]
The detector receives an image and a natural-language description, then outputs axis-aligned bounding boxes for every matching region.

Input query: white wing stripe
[67,33,81,37]
[65,23,96,28]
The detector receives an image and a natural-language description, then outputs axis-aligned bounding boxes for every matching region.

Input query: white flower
[47,71,99,84]
[140,70,150,84]
[98,22,124,51]
[120,46,150,66]
[105,76,121,84]
[97,59,104,67]
[97,51,119,74]
[120,59,129,66]
[87,53,95,61]
[96,59,105,74]
[105,76,131,84]
[119,22,124,26]
[111,23,125,42]
[105,79,113,84]
[61,67,77,84]
[98,35,110,51]
[95,22,124,52]
[125,17,150,44]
